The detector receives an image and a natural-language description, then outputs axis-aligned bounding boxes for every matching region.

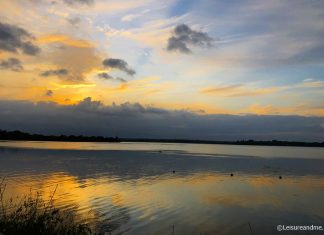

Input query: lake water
[0,141,324,234]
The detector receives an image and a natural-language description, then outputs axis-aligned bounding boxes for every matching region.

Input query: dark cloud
[0,22,40,55]
[97,72,113,79]
[97,72,127,83]
[0,58,23,71]
[115,77,127,83]
[45,90,53,97]
[40,69,68,77]
[0,98,323,142]
[67,16,82,25]
[21,41,40,55]
[102,58,136,76]
[167,24,213,54]
[167,36,190,54]
[63,0,94,5]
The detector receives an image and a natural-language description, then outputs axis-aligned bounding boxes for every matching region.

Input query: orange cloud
[113,83,128,91]
[247,104,277,115]
[201,85,278,97]
[38,34,93,48]
[246,103,324,116]
[300,78,324,88]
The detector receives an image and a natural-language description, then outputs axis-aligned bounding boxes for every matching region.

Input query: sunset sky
[0,0,323,141]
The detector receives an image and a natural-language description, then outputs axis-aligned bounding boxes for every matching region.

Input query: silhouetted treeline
[0,130,120,142]
[0,129,323,147]
[121,138,324,147]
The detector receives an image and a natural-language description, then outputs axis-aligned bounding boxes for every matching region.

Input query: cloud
[121,14,141,22]
[0,22,40,55]
[300,79,324,88]
[201,85,242,93]
[45,44,101,82]
[102,58,136,76]
[115,77,127,83]
[67,16,82,25]
[97,72,113,79]
[63,0,94,6]
[201,85,278,97]
[45,90,53,97]
[0,98,323,142]
[97,72,127,83]
[167,24,213,54]
[0,58,23,71]
[38,34,93,48]
[290,44,324,65]
[121,9,150,22]
[40,69,68,77]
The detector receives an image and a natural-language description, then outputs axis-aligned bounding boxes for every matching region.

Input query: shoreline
[1,129,323,147]
[0,138,323,148]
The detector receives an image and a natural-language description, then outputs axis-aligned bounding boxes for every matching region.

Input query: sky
[0,0,323,141]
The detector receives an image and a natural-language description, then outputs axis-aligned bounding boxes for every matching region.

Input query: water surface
[0,141,323,234]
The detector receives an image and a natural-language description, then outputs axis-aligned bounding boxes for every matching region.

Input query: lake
[0,141,324,235]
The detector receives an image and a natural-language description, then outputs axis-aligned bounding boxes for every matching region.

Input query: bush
[0,178,101,235]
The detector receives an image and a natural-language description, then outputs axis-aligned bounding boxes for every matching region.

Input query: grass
[0,178,102,235]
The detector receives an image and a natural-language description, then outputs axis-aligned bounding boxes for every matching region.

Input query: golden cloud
[201,85,278,97]
[38,34,94,48]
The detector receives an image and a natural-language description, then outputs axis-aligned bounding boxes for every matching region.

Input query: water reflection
[0,143,324,234]
[1,140,324,159]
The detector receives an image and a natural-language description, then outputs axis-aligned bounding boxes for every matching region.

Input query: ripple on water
[1,145,324,235]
